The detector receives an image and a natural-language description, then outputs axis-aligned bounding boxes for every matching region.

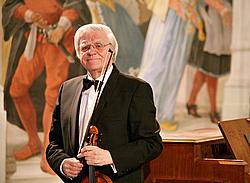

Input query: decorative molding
[0,2,6,182]
[0,85,6,183]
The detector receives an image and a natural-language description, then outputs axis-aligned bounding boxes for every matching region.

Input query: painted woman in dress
[138,0,203,130]
[186,0,232,123]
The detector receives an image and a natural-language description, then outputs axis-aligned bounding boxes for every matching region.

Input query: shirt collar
[86,64,113,84]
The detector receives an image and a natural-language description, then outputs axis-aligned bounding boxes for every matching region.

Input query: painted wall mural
[1,0,233,131]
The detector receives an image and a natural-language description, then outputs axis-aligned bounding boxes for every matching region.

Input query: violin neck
[89,165,96,183]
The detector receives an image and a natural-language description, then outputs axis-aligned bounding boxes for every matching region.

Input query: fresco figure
[187,0,232,123]
[2,0,91,174]
[138,0,204,130]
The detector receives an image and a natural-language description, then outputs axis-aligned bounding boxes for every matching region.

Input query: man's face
[78,30,112,77]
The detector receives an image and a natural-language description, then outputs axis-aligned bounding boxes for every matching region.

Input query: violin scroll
[88,126,99,146]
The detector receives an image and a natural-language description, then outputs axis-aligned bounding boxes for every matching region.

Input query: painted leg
[40,41,70,175]
[40,103,55,175]
[205,74,221,123]
[9,46,45,160]
[187,70,205,117]
[188,70,205,104]
[11,94,41,160]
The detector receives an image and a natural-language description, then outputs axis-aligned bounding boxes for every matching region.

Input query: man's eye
[81,46,89,51]
[95,43,103,48]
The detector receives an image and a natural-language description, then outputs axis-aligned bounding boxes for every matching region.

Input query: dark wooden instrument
[81,125,113,183]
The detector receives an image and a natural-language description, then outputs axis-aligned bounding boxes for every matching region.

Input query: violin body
[81,172,113,183]
[81,125,113,183]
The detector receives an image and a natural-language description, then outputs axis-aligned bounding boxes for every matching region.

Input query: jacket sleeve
[110,82,163,176]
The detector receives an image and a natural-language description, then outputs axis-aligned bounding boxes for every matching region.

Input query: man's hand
[62,157,83,178]
[48,26,65,46]
[77,146,113,166]
[31,12,48,29]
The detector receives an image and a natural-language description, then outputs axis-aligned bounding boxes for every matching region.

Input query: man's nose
[87,45,97,55]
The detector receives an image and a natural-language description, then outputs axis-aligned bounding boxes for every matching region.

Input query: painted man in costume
[2,0,91,174]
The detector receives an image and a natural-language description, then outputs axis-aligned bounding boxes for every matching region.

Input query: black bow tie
[83,78,103,91]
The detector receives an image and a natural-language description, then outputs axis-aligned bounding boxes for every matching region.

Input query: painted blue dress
[138,9,194,123]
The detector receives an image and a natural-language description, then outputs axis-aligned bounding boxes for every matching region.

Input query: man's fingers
[65,168,80,177]
[67,159,83,168]
[63,158,84,177]
[64,166,82,177]
[76,146,113,166]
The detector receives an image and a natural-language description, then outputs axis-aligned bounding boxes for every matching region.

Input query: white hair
[74,24,118,62]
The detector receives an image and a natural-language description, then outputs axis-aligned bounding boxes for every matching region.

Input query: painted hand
[31,12,48,29]
[221,10,232,28]
[48,26,65,46]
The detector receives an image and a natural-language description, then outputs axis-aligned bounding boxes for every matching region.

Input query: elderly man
[46,24,163,183]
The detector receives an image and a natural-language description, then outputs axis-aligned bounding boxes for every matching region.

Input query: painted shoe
[186,103,202,118]
[210,112,221,123]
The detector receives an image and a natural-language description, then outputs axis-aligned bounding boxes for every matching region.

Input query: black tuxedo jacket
[46,65,163,183]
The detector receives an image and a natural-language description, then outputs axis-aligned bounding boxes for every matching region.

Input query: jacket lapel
[69,78,84,154]
[91,65,120,124]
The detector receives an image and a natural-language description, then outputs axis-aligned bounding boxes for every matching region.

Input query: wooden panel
[155,179,222,183]
[145,143,195,180]
[194,159,246,182]
[219,118,250,173]
[145,140,246,183]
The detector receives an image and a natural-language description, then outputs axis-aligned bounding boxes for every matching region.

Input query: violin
[81,125,113,183]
